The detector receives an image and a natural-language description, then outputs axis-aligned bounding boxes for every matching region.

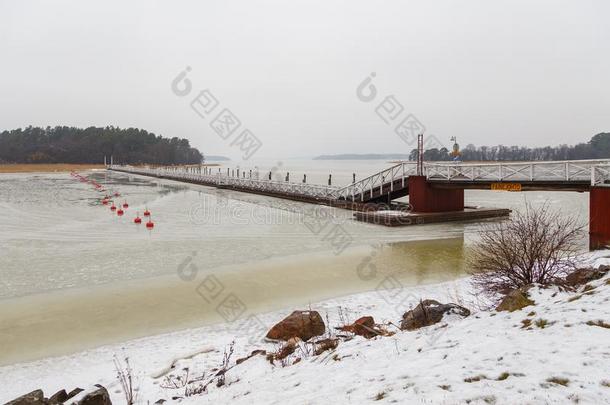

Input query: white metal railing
[110,159,610,204]
[331,162,418,201]
[110,165,341,199]
[592,164,610,186]
[423,159,610,185]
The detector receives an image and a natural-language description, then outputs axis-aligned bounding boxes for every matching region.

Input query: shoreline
[1,251,608,404]
[0,239,467,366]
[0,163,223,174]
[0,275,472,402]
[0,164,107,173]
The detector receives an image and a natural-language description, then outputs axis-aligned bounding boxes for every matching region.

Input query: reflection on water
[0,237,466,366]
[0,171,475,299]
[384,238,466,283]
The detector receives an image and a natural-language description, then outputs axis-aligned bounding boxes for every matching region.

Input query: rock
[266,338,302,364]
[65,385,111,405]
[313,338,339,355]
[277,337,301,359]
[565,267,608,286]
[266,310,325,341]
[66,389,84,401]
[235,349,266,365]
[337,316,379,338]
[4,390,45,405]
[400,300,470,330]
[48,389,68,404]
[496,288,535,312]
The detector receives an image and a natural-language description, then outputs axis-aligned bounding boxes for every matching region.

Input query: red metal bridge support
[590,186,610,250]
[408,176,464,213]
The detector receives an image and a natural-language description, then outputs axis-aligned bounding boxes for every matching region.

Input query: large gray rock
[4,390,45,405]
[400,300,470,330]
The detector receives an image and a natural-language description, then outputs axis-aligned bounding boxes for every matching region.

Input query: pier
[110,158,610,249]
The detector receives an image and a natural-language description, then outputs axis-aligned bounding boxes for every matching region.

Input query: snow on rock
[1,261,609,404]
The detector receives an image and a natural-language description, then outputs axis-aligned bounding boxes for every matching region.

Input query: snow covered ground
[1,252,609,405]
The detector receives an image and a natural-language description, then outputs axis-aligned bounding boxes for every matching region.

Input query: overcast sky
[1,0,609,159]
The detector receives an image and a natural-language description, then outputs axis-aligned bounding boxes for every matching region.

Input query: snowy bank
[1,252,609,404]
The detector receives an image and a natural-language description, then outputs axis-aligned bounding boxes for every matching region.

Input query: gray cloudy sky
[1,0,608,159]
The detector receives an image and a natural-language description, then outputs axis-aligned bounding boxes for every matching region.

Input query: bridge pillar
[590,186,610,250]
[408,176,464,212]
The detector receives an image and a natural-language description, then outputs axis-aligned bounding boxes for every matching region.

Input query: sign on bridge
[491,183,522,192]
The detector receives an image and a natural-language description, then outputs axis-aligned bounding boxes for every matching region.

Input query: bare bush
[214,341,235,388]
[468,203,584,298]
[161,368,188,389]
[113,355,138,405]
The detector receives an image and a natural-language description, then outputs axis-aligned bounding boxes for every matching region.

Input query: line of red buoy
[71,171,155,230]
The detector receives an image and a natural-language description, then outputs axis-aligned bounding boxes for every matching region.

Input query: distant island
[315,132,610,162]
[313,153,410,160]
[205,155,231,161]
[0,126,203,166]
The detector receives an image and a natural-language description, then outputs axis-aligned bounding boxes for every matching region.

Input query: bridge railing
[592,165,610,186]
[424,159,610,184]
[110,165,342,199]
[331,162,418,201]
[109,159,610,204]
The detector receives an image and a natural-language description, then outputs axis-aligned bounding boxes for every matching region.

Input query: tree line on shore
[409,132,610,161]
[0,126,203,165]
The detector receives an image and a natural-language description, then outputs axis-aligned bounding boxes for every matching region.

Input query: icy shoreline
[2,252,609,404]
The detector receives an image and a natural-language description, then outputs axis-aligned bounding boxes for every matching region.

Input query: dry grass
[546,377,570,386]
[567,294,583,302]
[0,163,106,173]
[496,371,525,380]
[586,320,610,329]
[535,319,552,329]
[496,372,510,381]
[374,392,387,401]
[464,375,487,383]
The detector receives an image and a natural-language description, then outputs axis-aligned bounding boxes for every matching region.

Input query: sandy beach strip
[0,241,465,367]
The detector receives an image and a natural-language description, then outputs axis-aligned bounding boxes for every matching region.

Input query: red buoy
[143,209,151,217]
[122,202,129,209]
[110,204,117,211]
[102,199,109,205]
[146,218,154,229]
[134,213,142,224]
[114,192,120,197]
[117,209,124,216]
